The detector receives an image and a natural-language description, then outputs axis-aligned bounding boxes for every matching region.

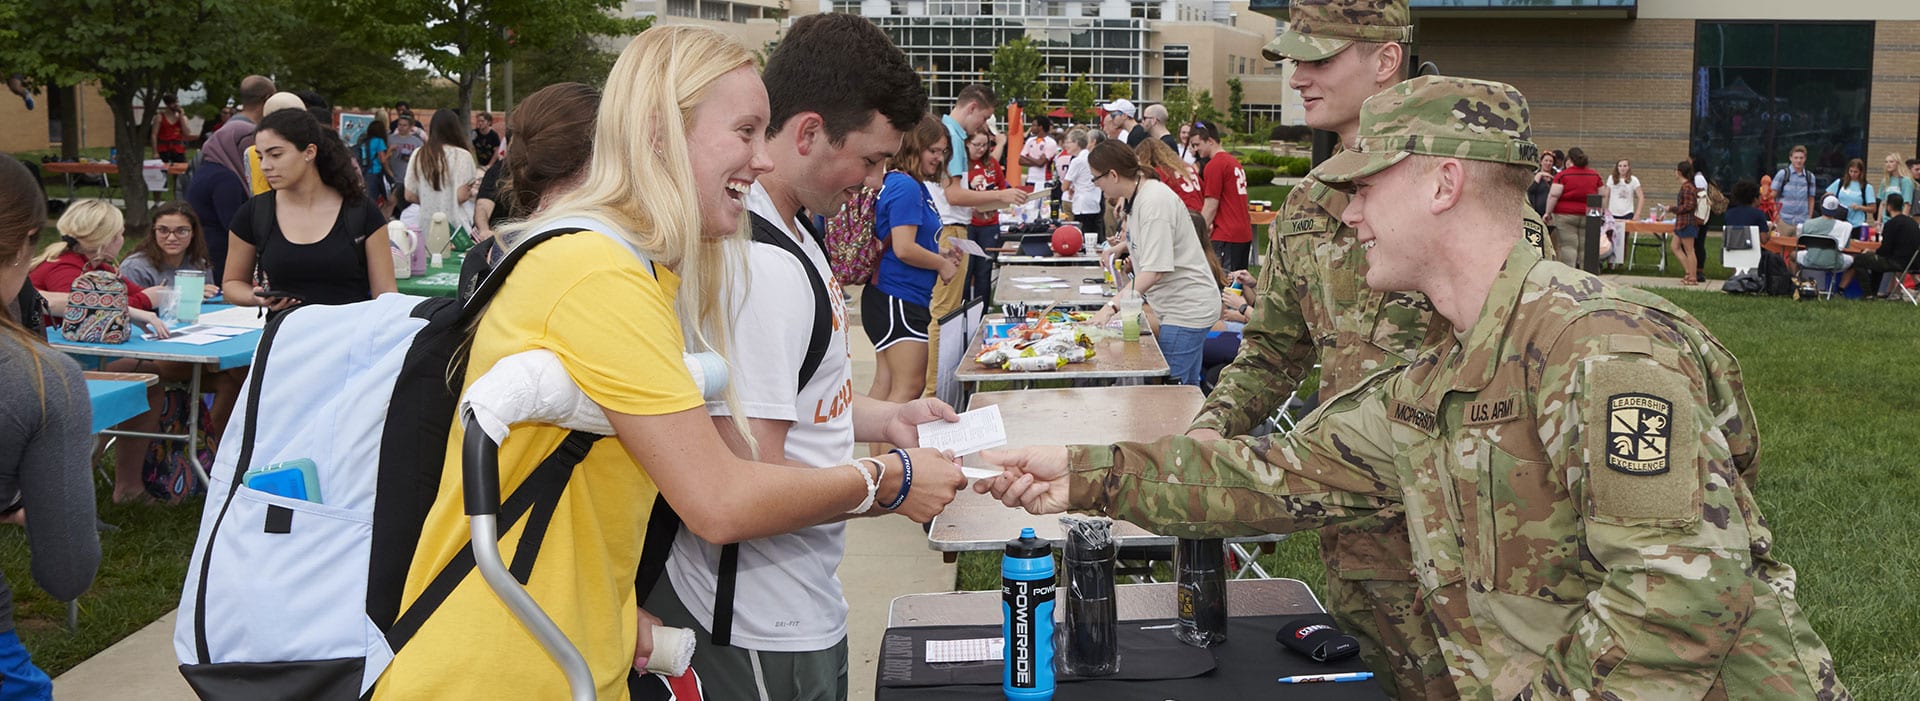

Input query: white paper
[154,332,227,345]
[165,324,249,337]
[1078,284,1103,294]
[915,405,1008,457]
[948,237,987,258]
[926,638,1003,664]
[1011,276,1064,283]
[195,306,267,329]
[960,466,1003,481]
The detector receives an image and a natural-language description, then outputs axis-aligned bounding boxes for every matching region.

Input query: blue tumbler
[1002,527,1056,700]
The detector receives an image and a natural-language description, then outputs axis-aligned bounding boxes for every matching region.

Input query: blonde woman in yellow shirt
[372,26,967,700]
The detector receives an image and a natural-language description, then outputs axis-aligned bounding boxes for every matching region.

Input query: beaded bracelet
[881,448,913,510]
[846,459,880,514]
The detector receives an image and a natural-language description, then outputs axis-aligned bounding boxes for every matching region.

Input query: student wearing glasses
[119,202,218,295]
[1085,140,1221,386]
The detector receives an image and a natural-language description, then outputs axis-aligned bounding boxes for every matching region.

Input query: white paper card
[1011,276,1064,283]
[948,237,987,258]
[960,466,1003,481]
[196,306,267,329]
[1078,284,1103,294]
[915,405,1008,457]
[155,333,227,345]
[925,638,1003,664]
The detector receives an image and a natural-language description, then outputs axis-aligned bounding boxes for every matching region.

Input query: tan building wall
[0,83,115,154]
[1419,18,1692,184]
[1153,2,1288,122]
[1639,0,1920,21]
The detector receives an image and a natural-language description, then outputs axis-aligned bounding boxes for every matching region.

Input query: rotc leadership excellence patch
[1606,392,1671,475]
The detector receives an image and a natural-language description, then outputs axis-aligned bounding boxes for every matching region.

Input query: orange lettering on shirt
[814,379,855,424]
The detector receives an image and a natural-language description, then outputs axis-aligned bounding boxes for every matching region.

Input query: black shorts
[861,286,930,351]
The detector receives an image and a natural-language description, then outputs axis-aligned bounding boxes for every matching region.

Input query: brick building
[1253,0,1920,191]
[0,84,115,154]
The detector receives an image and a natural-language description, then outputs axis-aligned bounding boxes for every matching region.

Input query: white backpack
[174,223,664,699]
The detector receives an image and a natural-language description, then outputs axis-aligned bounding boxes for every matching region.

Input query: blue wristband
[882,448,913,510]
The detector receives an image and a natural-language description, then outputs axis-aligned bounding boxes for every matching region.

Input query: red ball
[1051,225,1083,257]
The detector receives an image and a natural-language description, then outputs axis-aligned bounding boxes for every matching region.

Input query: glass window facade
[858,13,1152,111]
[1690,21,1873,190]
[1251,0,1632,11]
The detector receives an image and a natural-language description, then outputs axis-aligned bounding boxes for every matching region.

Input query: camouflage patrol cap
[1262,0,1413,63]
[1313,75,1540,190]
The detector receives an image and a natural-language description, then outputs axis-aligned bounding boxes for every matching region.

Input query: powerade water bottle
[1002,527,1055,700]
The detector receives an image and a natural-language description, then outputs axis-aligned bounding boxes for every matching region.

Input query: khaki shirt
[1070,239,1848,700]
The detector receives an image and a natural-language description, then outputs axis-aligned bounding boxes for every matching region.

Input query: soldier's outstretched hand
[971,446,1072,514]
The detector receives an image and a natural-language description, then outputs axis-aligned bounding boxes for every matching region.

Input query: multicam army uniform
[1073,238,1848,700]
[1087,76,1848,700]
[1196,172,1550,700]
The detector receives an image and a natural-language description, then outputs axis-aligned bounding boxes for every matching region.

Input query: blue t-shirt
[1826,179,1876,227]
[942,114,969,179]
[360,136,387,175]
[1772,167,1817,223]
[873,171,943,307]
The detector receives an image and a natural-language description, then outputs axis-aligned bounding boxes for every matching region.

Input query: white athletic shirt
[665,182,856,651]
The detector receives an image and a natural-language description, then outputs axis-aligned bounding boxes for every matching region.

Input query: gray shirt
[1772,166,1818,224]
[387,131,426,187]
[118,252,215,290]
[0,337,102,631]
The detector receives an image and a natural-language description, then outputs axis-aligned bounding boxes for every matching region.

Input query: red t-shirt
[968,158,1006,226]
[1158,166,1205,212]
[1202,152,1252,243]
[1552,165,1604,216]
[28,251,156,314]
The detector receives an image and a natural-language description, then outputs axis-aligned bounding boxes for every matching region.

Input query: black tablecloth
[876,613,1387,699]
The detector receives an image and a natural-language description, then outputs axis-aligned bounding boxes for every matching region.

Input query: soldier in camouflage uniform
[1192,2,1543,697]
[979,76,1850,700]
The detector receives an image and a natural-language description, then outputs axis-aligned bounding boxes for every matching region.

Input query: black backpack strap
[384,430,602,653]
[747,212,832,389]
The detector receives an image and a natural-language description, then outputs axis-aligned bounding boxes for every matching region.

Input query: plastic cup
[430,252,444,269]
[172,269,204,324]
[148,287,178,327]
[1116,293,1143,342]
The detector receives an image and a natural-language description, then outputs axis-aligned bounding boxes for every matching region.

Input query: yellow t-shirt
[374,232,702,700]
[248,145,269,195]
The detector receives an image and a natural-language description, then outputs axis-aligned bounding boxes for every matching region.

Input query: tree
[985,38,1044,119]
[1163,85,1193,128]
[1065,75,1097,124]
[1105,81,1131,101]
[1194,89,1223,126]
[272,1,430,111]
[0,0,279,225]
[1227,77,1245,131]
[355,0,643,121]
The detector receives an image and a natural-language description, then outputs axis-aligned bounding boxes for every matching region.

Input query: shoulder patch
[1604,392,1671,475]
[1523,218,1549,258]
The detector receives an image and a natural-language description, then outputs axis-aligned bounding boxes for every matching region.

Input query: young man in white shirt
[1018,115,1061,188]
[642,15,966,701]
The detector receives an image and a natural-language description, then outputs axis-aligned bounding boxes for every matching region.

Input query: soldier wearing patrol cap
[1192,2,1543,697]
[979,76,1851,700]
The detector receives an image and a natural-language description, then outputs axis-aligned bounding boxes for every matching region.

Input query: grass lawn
[956,288,1920,696]
[0,492,204,676]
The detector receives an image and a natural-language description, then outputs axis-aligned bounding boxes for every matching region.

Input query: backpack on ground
[1722,270,1764,294]
[60,270,130,344]
[174,222,689,699]
[823,188,883,286]
[1758,250,1796,296]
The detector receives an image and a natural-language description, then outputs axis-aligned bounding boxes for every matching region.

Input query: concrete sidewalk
[53,290,958,699]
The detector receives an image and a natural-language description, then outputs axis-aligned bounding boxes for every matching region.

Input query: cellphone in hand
[255,288,305,303]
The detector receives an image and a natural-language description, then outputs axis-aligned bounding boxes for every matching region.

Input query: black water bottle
[1174,538,1227,647]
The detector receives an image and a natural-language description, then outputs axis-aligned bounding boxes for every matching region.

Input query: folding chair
[1889,248,1920,305]
[1795,236,1846,300]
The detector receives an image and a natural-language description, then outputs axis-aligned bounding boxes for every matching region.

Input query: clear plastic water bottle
[1002,527,1056,700]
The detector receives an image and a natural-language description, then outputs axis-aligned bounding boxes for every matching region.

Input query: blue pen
[1277,671,1374,684]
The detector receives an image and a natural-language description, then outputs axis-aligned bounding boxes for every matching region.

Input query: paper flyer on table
[915,405,1007,458]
